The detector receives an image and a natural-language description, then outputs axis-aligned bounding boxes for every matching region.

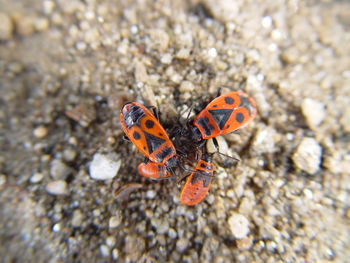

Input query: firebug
[180,153,214,206]
[190,91,257,140]
[120,102,177,178]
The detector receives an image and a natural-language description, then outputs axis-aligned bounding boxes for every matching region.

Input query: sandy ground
[1,0,350,262]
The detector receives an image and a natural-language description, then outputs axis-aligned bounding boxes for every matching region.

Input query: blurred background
[0,0,349,262]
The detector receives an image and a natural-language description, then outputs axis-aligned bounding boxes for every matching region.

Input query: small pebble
[0,174,6,186]
[161,53,172,64]
[33,126,48,139]
[292,137,322,175]
[30,172,44,183]
[228,213,250,239]
[50,159,72,180]
[208,47,218,58]
[46,180,68,195]
[100,244,110,257]
[71,210,83,227]
[13,14,35,36]
[89,153,121,180]
[76,41,87,51]
[176,238,189,252]
[52,223,61,232]
[168,228,177,239]
[146,190,156,199]
[106,236,116,248]
[109,215,122,228]
[0,12,14,40]
[176,48,191,59]
[236,236,253,250]
[112,249,119,260]
[34,17,49,31]
[301,98,326,128]
[63,148,77,162]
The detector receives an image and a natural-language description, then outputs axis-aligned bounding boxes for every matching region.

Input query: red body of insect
[192,91,257,140]
[120,102,177,179]
[180,153,214,206]
[138,162,172,179]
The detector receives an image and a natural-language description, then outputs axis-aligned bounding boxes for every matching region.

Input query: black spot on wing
[208,109,233,130]
[236,112,244,123]
[190,171,212,187]
[133,131,141,140]
[145,119,155,129]
[224,96,234,105]
[144,131,166,154]
[239,96,253,115]
[156,147,174,163]
[196,117,214,137]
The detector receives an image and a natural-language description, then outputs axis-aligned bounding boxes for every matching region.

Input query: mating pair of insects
[120,89,257,205]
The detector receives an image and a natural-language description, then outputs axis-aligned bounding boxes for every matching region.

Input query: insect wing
[180,158,214,206]
[120,102,176,164]
[194,91,257,139]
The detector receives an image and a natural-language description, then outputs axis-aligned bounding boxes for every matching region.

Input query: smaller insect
[190,91,257,141]
[138,161,172,179]
[120,102,177,179]
[180,153,215,206]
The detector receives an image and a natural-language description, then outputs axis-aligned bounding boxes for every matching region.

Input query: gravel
[1,0,349,262]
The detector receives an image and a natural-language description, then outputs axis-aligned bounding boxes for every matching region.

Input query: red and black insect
[180,153,214,206]
[189,91,257,141]
[120,102,177,179]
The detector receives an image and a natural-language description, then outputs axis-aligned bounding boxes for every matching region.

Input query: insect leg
[212,137,240,162]
[147,105,160,121]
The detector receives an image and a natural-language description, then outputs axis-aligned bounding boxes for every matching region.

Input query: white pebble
[208,47,218,58]
[146,190,157,199]
[109,215,122,228]
[262,16,272,28]
[43,1,55,14]
[176,238,189,252]
[46,180,68,195]
[100,244,110,257]
[52,223,61,232]
[130,25,138,34]
[228,213,250,239]
[161,53,172,64]
[301,98,325,128]
[30,172,44,183]
[106,236,116,248]
[112,249,119,260]
[176,48,191,59]
[76,41,87,51]
[0,174,6,186]
[33,126,48,139]
[89,153,121,180]
[292,137,322,175]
